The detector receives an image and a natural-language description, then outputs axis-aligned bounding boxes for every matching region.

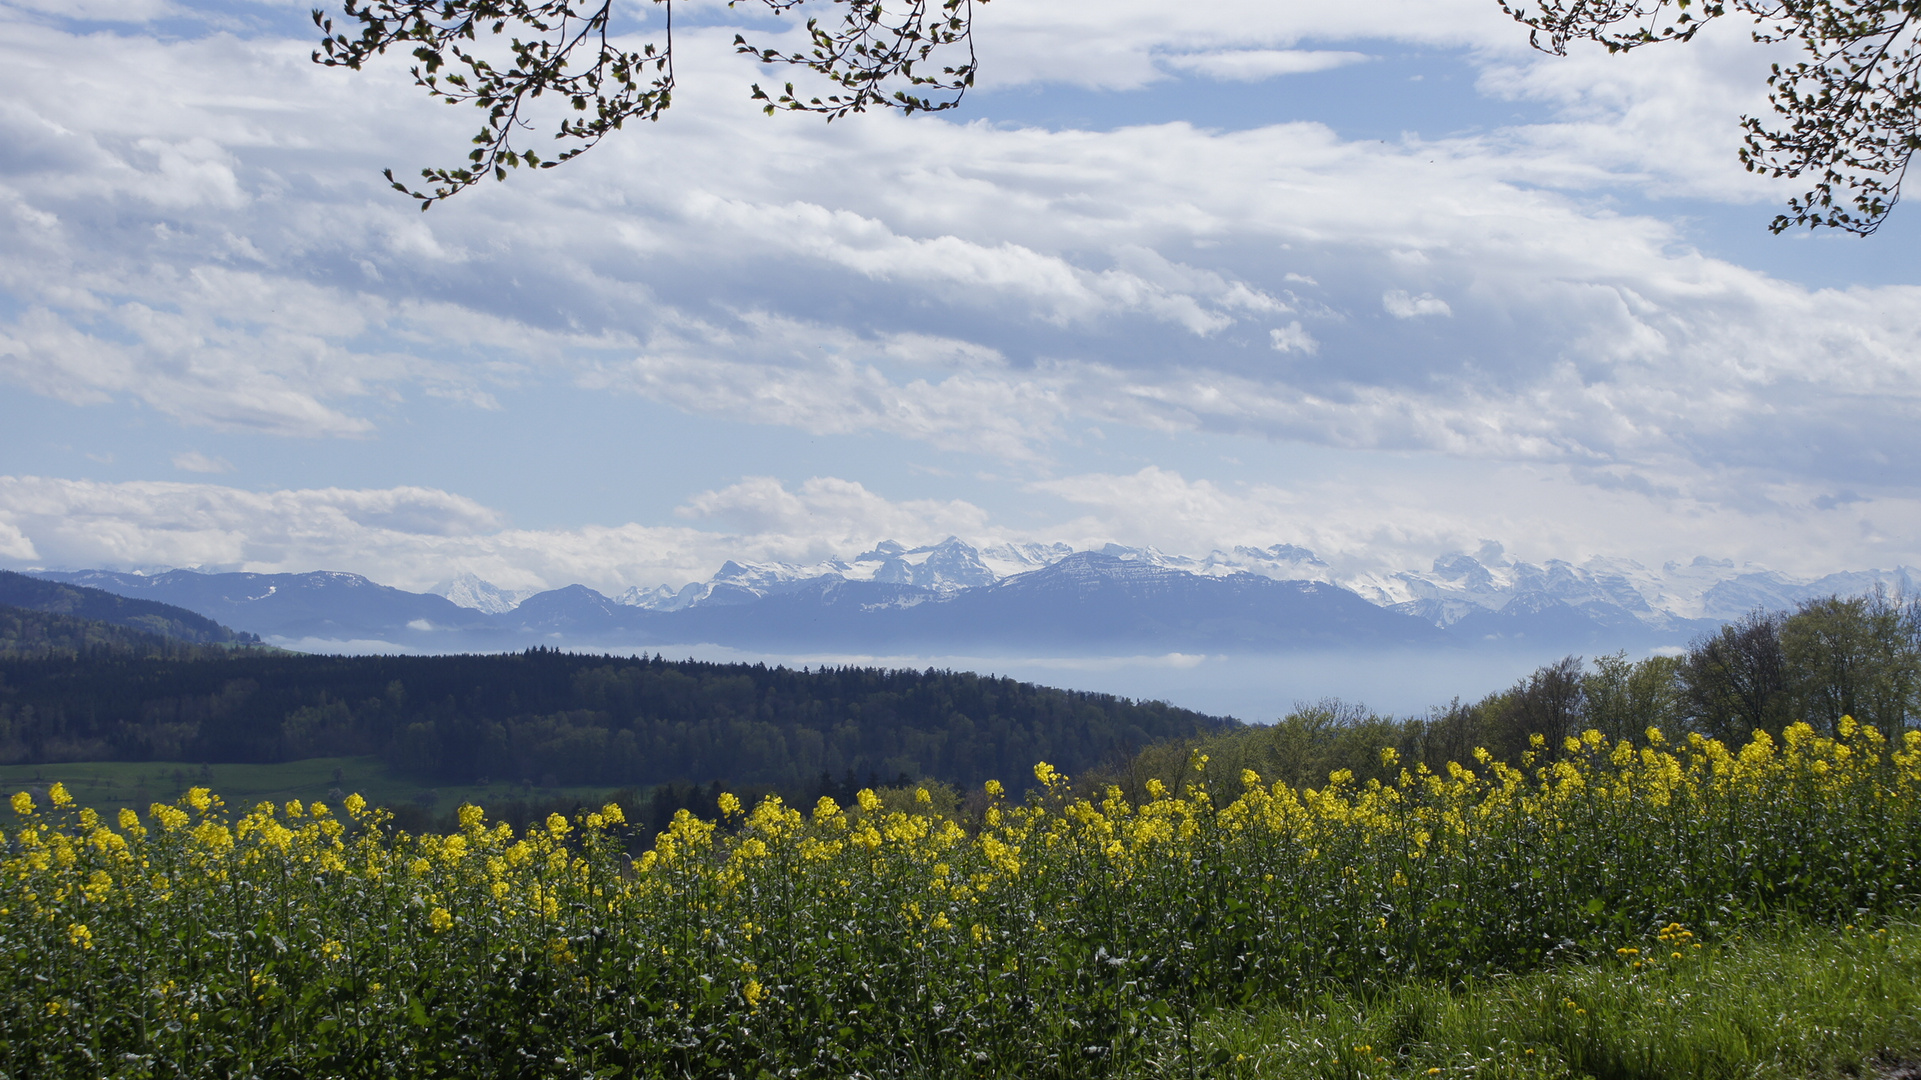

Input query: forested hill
[0,649,1234,791]
[0,571,258,646]
[0,605,223,661]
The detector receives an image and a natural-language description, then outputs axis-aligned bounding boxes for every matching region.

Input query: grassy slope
[0,757,626,820]
[1185,920,1921,1080]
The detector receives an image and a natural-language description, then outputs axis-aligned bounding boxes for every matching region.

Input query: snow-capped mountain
[431,572,539,615]
[617,537,1041,611]
[1336,544,1920,632]
[24,538,1917,656]
[545,536,1918,646]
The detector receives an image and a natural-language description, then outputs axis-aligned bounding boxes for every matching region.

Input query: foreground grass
[1180,919,1921,1080]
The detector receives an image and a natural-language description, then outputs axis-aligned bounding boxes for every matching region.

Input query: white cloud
[579,313,1066,460]
[0,475,996,594]
[971,0,1523,91]
[1025,464,1921,580]
[2,11,1904,483]
[171,450,233,474]
[1381,290,1452,319]
[2,0,176,21]
[0,519,36,560]
[1161,50,1371,82]
[1269,321,1319,354]
[677,476,991,554]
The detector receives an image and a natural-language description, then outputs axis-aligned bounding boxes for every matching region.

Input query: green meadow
[0,757,622,822]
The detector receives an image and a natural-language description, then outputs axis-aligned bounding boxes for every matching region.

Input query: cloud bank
[0,0,1916,588]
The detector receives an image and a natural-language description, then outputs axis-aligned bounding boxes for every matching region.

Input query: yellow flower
[718,792,743,817]
[545,813,570,839]
[11,791,33,816]
[67,923,93,950]
[743,979,765,1008]
[915,787,932,805]
[984,779,1003,798]
[49,783,72,807]
[344,793,368,816]
[428,907,453,933]
[1034,761,1059,786]
[186,787,212,813]
[599,802,625,826]
[856,789,881,814]
[118,808,139,831]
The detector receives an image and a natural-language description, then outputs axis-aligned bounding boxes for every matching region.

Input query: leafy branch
[733,0,979,118]
[1498,0,1921,234]
[312,0,982,208]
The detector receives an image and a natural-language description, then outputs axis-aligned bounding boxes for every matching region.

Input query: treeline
[0,648,1229,791]
[1103,589,1921,800]
[0,605,236,662]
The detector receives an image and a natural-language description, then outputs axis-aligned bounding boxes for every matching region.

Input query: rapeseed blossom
[1,722,1916,1077]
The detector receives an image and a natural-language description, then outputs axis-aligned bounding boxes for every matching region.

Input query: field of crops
[3,721,1918,1078]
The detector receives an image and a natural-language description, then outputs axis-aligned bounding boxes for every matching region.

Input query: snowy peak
[432,572,538,615]
[852,536,1001,592]
[618,582,709,612]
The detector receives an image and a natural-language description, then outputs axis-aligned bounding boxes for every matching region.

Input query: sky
[3,0,1920,600]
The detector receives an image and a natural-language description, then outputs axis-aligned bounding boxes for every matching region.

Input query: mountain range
[23,538,1918,656]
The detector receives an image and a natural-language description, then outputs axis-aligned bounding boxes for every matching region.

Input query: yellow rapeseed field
[2,721,1918,1078]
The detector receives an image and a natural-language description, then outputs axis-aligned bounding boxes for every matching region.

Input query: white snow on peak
[1333,544,1920,630]
[431,572,539,614]
[975,541,1077,579]
[851,536,1002,592]
[545,536,1921,631]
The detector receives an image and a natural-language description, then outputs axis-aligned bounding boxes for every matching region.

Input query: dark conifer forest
[0,632,1231,790]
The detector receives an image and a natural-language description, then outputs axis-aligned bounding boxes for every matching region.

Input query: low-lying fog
[272,639,1645,722]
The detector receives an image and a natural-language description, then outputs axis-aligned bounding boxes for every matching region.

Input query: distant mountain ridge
[23,538,1917,656]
